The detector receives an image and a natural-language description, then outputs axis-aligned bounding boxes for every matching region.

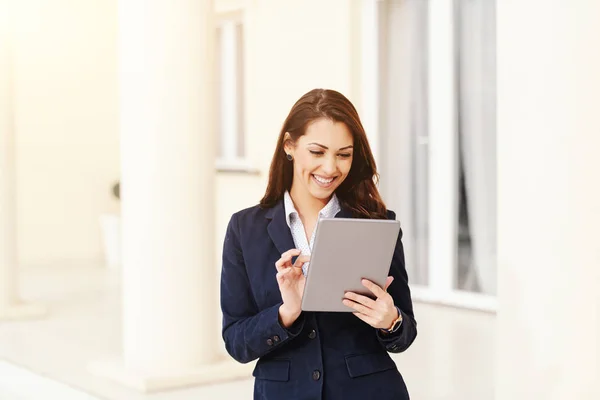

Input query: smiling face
[284,118,354,205]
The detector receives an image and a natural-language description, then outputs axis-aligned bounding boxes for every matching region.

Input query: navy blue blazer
[220,199,417,400]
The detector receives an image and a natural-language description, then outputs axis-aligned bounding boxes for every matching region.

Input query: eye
[338,153,352,158]
[309,150,324,156]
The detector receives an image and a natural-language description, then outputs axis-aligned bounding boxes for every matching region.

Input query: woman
[220,89,417,400]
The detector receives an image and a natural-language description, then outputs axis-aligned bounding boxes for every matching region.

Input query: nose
[321,155,337,176]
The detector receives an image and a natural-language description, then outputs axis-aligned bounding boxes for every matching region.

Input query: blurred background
[0,0,598,399]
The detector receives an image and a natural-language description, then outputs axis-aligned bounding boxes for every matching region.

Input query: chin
[308,183,337,200]
[309,190,333,200]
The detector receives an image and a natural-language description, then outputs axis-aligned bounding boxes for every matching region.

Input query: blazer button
[312,370,321,381]
[266,338,274,346]
[308,329,316,339]
[273,335,280,343]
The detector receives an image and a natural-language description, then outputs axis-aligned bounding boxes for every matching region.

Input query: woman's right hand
[275,249,310,328]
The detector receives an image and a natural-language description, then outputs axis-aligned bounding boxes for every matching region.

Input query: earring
[286,153,293,161]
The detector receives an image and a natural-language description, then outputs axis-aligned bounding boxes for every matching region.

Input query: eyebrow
[307,143,354,151]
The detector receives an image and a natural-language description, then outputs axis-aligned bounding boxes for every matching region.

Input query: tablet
[300,217,401,312]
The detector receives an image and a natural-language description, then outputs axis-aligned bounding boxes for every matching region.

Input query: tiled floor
[0,265,495,399]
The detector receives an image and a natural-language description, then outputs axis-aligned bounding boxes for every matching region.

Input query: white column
[428,0,457,294]
[89,0,251,392]
[496,1,600,399]
[360,0,381,165]
[219,20,239,163]
[0,0,45,320]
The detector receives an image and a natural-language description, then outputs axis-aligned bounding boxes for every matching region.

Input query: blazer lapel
[266,199,297,255]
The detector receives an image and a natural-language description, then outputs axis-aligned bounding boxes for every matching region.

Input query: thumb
[276,267,292,283]
[383,276,394,291]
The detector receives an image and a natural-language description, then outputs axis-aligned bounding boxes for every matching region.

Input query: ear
[283,132,294,154]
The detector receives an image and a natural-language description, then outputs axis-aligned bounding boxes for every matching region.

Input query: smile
[312,174,336,187]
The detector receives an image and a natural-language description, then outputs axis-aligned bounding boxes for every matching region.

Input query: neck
[289,185,330,219]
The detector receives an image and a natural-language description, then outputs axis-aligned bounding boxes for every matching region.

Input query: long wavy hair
[259,89,388,219]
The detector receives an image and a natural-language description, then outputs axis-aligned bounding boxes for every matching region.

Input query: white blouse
[283,190,341,276]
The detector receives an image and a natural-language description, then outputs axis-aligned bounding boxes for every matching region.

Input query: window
[215,13,252,172]
[374,0,497,310]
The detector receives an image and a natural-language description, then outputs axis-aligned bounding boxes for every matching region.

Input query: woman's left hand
[343,277,398,330]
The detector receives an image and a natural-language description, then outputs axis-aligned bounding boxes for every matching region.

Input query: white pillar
[428,0,457,295]
[359,0,381,165]
[219,20,239,163]
[496,2,600,399]
[89,0,251,392]
[0,0,45,320]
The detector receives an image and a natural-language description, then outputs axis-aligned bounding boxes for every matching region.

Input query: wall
[215,0,363,257]
[13,0,364,267]
[215,0,365,267]
[496,1,600,398]
[13,0,119,266]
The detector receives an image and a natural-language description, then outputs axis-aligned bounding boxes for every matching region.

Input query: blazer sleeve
[220,212,305,364]
[375,211,418,353]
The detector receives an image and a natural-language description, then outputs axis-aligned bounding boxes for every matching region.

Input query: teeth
[314,175,334,184]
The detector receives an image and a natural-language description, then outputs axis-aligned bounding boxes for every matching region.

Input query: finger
[344,291,377,309]
[282,248,301,258]
[361,279,387,299]
[275,255,288,270]
[383,276,394,291]
[275,262,283,273]
[277,254,308,273]
[292,255,310,268]
[276,268,293,278]
[277,263,304,280]
[352,312,378,327]
[275,260,288,273]
[275,249,301,270]
[276,267,293,283]
[353,310,388,329]
[342,298,376,317]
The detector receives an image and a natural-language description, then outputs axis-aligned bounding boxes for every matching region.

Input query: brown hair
[259,88,388,219]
